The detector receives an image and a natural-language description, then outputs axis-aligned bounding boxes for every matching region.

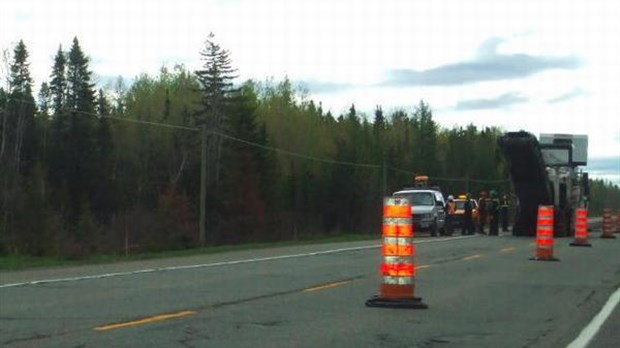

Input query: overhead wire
[212,130,381,168]
[0,97,381,168]
[1,96,510,182]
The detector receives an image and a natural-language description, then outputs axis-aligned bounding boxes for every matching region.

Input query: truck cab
[392,183,446,236]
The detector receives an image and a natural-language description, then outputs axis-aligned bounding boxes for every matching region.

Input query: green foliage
[1,37,618,259]
[1,40,37,255]
[47,38,99,227]
[588,179,620,215]
[195,33,238,193]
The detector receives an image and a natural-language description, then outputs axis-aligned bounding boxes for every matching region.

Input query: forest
[1,37,619,258]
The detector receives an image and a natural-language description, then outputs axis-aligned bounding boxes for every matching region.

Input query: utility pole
[382,160,387,195]
[199,124,207,246]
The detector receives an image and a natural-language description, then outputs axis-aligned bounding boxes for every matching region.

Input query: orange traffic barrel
[601,208,616,239]
[530,205,559,261]
[570,208,591,247]
[366,197,427,309]
[616,210,620,233]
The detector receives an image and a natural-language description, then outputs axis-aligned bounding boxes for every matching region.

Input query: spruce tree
[413,100,438,175]
[49,46,66,116]
[92,89,114,222]
[195,32,237,188]
[5,40,36,175]
[66,37,95,114]
[219,83,266,242]
[64,37,97,228]
[195,33,237,245]
[373,105,386,135]
[0,40,37,252]
[47,46,69,192]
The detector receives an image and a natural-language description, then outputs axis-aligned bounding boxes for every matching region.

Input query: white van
[392,189,446,236]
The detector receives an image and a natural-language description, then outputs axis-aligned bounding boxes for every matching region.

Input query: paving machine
[498,131,589,237]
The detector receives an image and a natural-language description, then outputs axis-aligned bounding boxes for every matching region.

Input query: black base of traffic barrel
[569,242,592,247]
[529,257,560,261]
[365,296,428,309]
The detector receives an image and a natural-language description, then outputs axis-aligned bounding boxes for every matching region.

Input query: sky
[2,0,619,183]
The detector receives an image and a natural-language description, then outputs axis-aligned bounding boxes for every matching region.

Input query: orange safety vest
[446,201,456,215]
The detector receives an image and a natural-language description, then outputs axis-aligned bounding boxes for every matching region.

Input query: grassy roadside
[0,233,378,271]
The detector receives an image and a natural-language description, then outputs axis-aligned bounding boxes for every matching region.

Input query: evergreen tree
[49,46,67,115]
[412,100,438,175]
[47,46,68,191]
[61,37,97,230]
[195,32,237,188]
[373,105,385,135]
[1,40,36,178]
[66,38,96,114]
[93,89,115,222]
[5,40,36,175]
[219,83,267,242]
[0,40,37,253]
[0,87,7,162]
[38,82,51,117]
[195,33,237,245]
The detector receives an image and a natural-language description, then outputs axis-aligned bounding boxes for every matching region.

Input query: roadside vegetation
[0,233,377,271]
[1,36,618,261]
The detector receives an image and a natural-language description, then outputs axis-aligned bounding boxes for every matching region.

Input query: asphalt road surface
[1,230,619,348]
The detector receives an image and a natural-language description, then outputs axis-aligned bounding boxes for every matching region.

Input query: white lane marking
[566,286,620,348]
[0,235,475,288]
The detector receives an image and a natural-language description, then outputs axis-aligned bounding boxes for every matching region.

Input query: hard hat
[447,195,454,200]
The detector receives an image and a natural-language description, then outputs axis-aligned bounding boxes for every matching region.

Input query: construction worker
[445,195,456,235]
[462,194,475,235]
[489,190,500,236]
[500,194,510,232]
[478,191,488,234]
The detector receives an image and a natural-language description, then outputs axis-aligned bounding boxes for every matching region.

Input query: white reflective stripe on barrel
[383,237,414,245]
[383,256,413,264]
[382,217,412,226]
[383,276,414,285]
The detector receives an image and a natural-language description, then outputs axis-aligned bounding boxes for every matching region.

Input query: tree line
[1,37,618,258]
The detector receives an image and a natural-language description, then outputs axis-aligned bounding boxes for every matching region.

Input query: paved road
[1,231,619,348]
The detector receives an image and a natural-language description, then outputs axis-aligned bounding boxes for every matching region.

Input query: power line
[213,130,381,168]
[105,114,199,131]
[1,97,381,168]
[2,96,510,181]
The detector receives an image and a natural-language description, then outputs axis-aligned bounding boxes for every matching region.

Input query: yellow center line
[529,242,536,247]
[94,310,196,331]
[303,280,352,293]
[462,254,483,261]
[499,247,516,253]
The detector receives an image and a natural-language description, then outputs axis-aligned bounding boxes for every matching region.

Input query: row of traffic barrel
[531,206,618,261]
[366,198,619,309]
